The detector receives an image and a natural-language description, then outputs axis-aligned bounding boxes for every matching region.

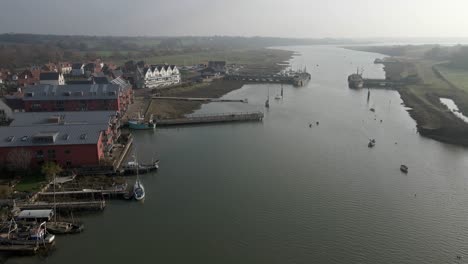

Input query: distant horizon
[3,32,468,42]
[2,0,468,39]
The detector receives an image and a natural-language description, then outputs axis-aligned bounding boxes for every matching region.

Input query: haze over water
[11,46,468,264]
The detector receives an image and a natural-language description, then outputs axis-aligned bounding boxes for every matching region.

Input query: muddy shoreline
[146,80,246,119]
[347,45,468,147]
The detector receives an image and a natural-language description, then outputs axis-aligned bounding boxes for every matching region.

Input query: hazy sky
[1,0,468,38]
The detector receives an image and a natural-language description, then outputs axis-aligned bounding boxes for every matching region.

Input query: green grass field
[15,173,46,193]
[435,64,468,93]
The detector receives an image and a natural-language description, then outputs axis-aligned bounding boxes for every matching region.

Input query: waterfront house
[59,62,72,75]
[142,64,181,89]
[40,72,65,86]
[0,111,119,168]
[22,83,132,113]
[200,61,227,79]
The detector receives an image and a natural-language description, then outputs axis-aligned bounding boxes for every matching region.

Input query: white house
[39,72,65,85]
[143,65,180,89]
[59,63,72,75]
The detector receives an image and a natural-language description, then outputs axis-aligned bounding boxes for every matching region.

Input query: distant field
[435,64,468,93]
[141,48,293,66]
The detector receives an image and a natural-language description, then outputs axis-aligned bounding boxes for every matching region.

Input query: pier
[225,72,310,86]
[152,96,248,103]
[17,200,106,211]
[156,111,264,126]
[363,78,401,88]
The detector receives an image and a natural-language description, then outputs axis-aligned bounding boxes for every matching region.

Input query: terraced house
[142,64,180,89]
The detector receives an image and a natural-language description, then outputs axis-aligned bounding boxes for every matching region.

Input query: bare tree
[6,148,32,172]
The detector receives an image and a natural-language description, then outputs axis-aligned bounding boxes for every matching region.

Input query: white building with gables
[142,65,180,89]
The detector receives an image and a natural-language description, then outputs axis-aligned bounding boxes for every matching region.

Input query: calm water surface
[10,46,468,264]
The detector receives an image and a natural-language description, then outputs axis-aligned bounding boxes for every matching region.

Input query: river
[9,45,468,264]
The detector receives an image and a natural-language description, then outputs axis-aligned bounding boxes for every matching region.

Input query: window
[65,149,71,154]
[36,150,44,159]
[66,161,72,167]
[47,149,56,159]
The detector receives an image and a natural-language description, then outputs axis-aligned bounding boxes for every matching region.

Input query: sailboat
[265,87,270,108]
[275,84,283,100]
[46,173,84,234]
[132,154,145,201]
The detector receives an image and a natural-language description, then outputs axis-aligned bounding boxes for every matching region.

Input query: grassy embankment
[348,45,468,146]
[143,48,294,119]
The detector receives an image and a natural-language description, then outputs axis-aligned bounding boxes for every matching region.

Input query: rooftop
[9,111,116,127]
[0,123,106,147]
[22,84,129,101]
[40,72,60,80]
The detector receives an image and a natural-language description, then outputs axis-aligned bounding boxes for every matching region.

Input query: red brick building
[17,70,38,87]
[22,82,132,113]
[0,111,119,168]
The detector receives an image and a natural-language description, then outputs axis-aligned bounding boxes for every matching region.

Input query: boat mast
[53,172,56,223]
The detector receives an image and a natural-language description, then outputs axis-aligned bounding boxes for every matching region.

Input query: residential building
[59,62,72,75]
[142,64,180,89]
[40,72,65,85]
[17,70,38,87]
[71,63,85,76]
[22,83,132,113]
[200,61,227,79]
[0,111,119,168]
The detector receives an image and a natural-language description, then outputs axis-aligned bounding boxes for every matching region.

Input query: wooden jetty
[225,72,310,86]
[17,200,106,211]
[0,244,39,255]
[152,96,247,103]
[38,188,127,199]
[363,78,401,88]
[156,111,264,126]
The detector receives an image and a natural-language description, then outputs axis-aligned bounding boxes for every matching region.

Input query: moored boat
[348,68,364,89]
[46,221,84,235]
[0,220,55,248]
[122,159,159,175]
[133,179,145,201]
[400,165,409,173]
[128,113,156,130]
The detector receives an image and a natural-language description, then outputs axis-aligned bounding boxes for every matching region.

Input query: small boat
[274,95,282,100]
[370,108,375,112]
[400,165,408,173]
[128,113,156,130]
[0,221,55,248]
[265,87,270,108]
[133,179,145,201]
[122,159,159,175]
[46,221,84,235]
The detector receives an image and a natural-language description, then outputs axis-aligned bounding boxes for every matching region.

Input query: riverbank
[146,80,245,119]
[346,45,468,146]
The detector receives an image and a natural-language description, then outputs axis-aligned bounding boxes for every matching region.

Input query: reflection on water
[12,46,468,264]
[440,97,468,122]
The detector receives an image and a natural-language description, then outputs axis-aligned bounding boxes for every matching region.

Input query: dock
[225,72,311,86]
[17,200,106,211]
[156,111,264,126]
[152,96,248,103]
[0,244,39,255]
[363,78,401,88]
[38,188,127,199]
